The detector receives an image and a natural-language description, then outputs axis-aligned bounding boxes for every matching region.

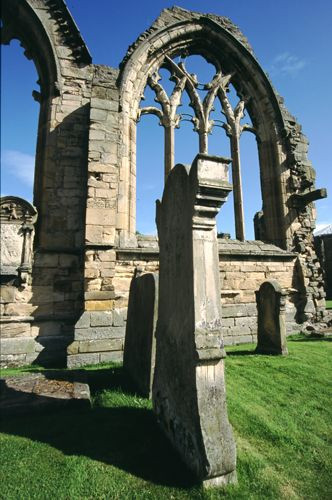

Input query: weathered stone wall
[218,240,298,344]
[1,0,92,367]
[67,237,298,367]
[1,251,82,367]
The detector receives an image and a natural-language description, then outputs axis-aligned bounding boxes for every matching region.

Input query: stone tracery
[138,53,258,240]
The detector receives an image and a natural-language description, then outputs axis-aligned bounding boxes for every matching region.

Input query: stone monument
[0,196,37,285]
[255,280,288,355]
[123,270,159,398]
[153,153,237,487]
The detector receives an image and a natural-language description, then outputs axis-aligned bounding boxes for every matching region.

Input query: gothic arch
[1,0,60,99]
[1,0,92,250]
[117,7,314,251]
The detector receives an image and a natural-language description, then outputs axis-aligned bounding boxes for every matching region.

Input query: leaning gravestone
[123,271,159,398]
[153,153,237,487]
[255,279,288,355]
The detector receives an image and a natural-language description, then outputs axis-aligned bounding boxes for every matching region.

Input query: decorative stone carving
[255,280,288,355]
[0,196,37,284]
[139,53,256,239]
[123,270,158,398]
[153,153,236,487]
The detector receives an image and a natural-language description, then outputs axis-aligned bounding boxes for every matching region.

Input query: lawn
[326,300,332,309]
[1,337,331,499]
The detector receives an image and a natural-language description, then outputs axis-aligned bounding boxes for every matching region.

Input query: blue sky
[1,0,331,238]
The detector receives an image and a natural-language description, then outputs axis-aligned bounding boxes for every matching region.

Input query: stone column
[153,153,237,487]
[164,125,175,182]
[230,134,245,241]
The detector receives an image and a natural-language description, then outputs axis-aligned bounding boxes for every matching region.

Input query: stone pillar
[153,153,236,487]
[123,270,158,398]
[255,280,288,355]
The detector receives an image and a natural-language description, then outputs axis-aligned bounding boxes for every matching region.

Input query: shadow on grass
[290,336,332,342]
[0,366,198,489]
[226,350,256,357]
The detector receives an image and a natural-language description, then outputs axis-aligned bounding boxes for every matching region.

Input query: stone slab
[123,272,158,398]
[0,372,91,416]
[153,154,237,484]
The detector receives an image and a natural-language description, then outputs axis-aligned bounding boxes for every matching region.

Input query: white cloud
[1,149,35,186]
[268,52,307,77]
[314,222,332,235]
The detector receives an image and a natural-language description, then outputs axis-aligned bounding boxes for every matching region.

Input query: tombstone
[255,280,288,355]
[123,270,159,398]
[153,153,237,487]
[0,196,37,285]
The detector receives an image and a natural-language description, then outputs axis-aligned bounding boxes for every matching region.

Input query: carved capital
[192,154,232,230]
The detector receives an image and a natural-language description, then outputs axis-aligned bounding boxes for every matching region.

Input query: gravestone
[153,153,237,487]
[255,279,288,355]
[123,271,158,398]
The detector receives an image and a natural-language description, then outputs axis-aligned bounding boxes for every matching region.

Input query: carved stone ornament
[1,196,37,224]
[0,196,37,284]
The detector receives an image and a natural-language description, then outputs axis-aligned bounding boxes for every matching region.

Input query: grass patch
[1,339,331,499]
[326,300,332,309]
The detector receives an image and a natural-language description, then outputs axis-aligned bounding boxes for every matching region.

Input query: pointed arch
[1,0,60,99]
[117,8,315,251]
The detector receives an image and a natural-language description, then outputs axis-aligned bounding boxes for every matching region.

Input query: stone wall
[1,251,82,367]
[218,240,298,344]
[67,237,298,367]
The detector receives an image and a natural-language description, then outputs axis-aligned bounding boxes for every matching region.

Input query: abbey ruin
[0,0,328,368]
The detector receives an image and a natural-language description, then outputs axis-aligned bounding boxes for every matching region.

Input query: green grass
[326,300,332,309]
[1,338,331,499]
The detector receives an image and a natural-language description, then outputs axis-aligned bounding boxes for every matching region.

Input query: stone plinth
[123,271,158,398]
[255,280,288,355]
[153,153,237,487]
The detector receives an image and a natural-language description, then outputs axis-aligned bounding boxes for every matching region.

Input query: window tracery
[138,54,258,240]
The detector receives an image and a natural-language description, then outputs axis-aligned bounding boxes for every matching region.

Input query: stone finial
[153,153,236,487]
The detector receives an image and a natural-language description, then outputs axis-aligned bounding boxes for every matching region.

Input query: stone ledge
[116,247,159,261]
[115,240,296,261]
[0,316,34,323]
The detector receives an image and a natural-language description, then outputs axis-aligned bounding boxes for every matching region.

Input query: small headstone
[255,279,288,355]
[153,154,237,487]
[123,271,158,398]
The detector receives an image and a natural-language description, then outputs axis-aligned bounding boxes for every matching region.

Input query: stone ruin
[0,1,329,368]
[153,153,236,486]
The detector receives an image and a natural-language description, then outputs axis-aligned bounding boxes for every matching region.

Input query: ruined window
[1,39,40,283]
[1,39,39,202]
[137,54,260,240]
